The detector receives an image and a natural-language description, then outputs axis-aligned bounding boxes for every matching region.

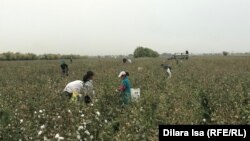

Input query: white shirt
[84,80,93,88]
[83,80,95,98]
[64,80,84,93]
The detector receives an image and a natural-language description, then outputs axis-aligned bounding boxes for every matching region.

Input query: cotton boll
[95,116,99,121]
[55,133,60,139]
[96,111,100,116]
[140,107,143,111]
[84,130,90,136]
[90,135,94,140]
[40,125,45,129]
[44,136,48,141]
[78,126,84,131]
[58,137,64,140]
[137,67,143,71]
[77,135,81,140]
[38,131,43,136]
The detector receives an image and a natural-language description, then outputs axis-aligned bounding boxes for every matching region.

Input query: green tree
[134,46,159,58]
[222,51,229,56]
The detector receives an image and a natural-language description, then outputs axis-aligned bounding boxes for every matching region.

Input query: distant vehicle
[168,50,189,60]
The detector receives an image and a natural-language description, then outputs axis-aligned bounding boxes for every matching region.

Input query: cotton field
[0,56,250,140]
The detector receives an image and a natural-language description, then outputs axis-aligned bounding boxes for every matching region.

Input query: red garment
[118,85,125,92]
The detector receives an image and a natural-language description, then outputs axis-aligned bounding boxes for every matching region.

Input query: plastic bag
[71,91,80,103]
[131,88,140,102]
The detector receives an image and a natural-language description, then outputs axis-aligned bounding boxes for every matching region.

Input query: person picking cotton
[63,71,95,104]
[117,71,132,105]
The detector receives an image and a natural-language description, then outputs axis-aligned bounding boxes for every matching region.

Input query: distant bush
[134,47,159,58]
[222,51,229,56]
[0,52,38,60]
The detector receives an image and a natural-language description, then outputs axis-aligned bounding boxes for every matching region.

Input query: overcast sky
[0,0,249,55]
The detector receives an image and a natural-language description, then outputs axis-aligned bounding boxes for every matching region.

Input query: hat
[118,71,126,78]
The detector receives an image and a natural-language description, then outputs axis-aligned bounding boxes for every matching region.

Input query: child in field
[123,58,127,63]
[61,61,69,76]
[63,71,95,104]
[117,71,131,105]
[123,58,132,64]
[161,64,172,78]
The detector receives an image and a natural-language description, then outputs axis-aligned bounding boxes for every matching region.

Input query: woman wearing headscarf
[117,71,131,105]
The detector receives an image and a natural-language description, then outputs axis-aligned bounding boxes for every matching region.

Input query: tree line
[1,46,166,60]
[0,52,86,60]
